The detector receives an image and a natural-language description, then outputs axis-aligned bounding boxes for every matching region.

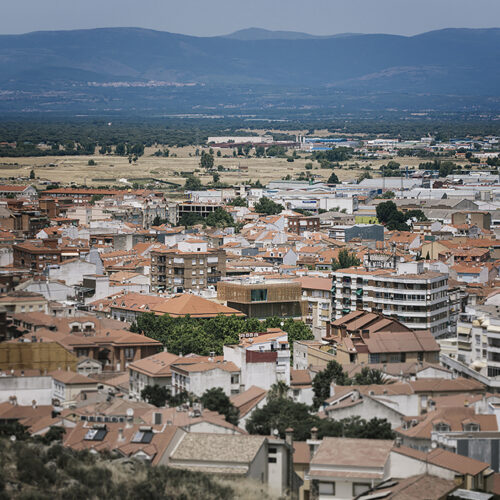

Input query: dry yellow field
[0,145,466,189]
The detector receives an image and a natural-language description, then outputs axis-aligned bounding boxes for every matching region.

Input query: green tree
[152,215,162,226]
[185,175,203,191]
[331,249,360,271]
[212,172,220,184]
[352,367,389,385]
[267,381,290,401]
[205,208,234,228]
[342,416,394,439]
[132,313,310,358]
[327,172,339,184]
[87,159,96,166]
[378,190,395,199]
[265,145,286,157]
[228,196,247,207]
[312,361,350,409]
[89,194,104,205]
[200,387,239,426]
[141,384,169,407]
[376,201,409,231]
[246,398,318,441]
[254,196,283,215]
[357,171,372,183]
[40,426,66,444]
[200,151,214,170]
[115,143,126,155]
[29,169,35,179]
[405,209,427,222]
[178,213,204,227]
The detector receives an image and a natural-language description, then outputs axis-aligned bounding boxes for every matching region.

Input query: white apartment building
[452,305,500,379]
[332,261,450,337]
[224,329,291,389]
[171,330,292,397]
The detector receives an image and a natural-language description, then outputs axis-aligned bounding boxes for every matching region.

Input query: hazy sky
[1,0,499,36]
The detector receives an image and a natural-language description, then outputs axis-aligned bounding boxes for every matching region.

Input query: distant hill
[224,28,360,40]
[0,27,498,114]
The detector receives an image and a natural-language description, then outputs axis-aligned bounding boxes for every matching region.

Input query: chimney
[395,436,402,448]
[285,427,294,448]
[118,428,125,442]
[31,400,37,409]
[310,426,318,441]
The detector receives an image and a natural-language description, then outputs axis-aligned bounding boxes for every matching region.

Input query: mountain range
[0,27,498,115]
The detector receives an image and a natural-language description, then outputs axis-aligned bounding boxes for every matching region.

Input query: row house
[13,239,87,272]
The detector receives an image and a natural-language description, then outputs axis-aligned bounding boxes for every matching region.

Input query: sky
[1,0,499,37]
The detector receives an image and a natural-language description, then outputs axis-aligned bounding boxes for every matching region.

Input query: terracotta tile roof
[49,370,98,385]
[452,264,483,274]
[0,401,53,427]
[311,437,393,468]
[290,369,312,387]
[365,474,457,499]
[0,185,30,192]
[408,377,485,393]
[128,351,180,377]
[140,407,245,434]
[392,446,490,476]
[63,421,179,465]
[293,441,311,465]
[364,330,440,354]
[152,294,245,318]
[239,329,287,348]
[396,406,496,440]
[230,386,267,418]
[170,432,266,465]
[294,276,332,292]
[172,360,239,374]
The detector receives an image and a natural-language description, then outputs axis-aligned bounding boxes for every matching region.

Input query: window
[353,483,370,496]
[434,422,451,432]
[251,289,268,302]
[231,374,239,385]
[269,447,277,454]
[318,482,335,495]
[124,348,135,360]
[463,423,480,432]
[268,456,277,463]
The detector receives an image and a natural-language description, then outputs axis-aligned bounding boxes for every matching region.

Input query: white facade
[172,364,240,397]
[129,370,171,401]
[48,259,97,286]
[0,375,53,406]
[333,265,450,337]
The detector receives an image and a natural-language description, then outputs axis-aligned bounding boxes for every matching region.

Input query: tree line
[131,313,314,357]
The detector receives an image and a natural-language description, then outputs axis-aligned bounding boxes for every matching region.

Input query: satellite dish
[126,408,134,417]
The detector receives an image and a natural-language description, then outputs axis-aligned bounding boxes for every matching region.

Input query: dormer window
[463,423,480,432]
[434,422,451,432]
